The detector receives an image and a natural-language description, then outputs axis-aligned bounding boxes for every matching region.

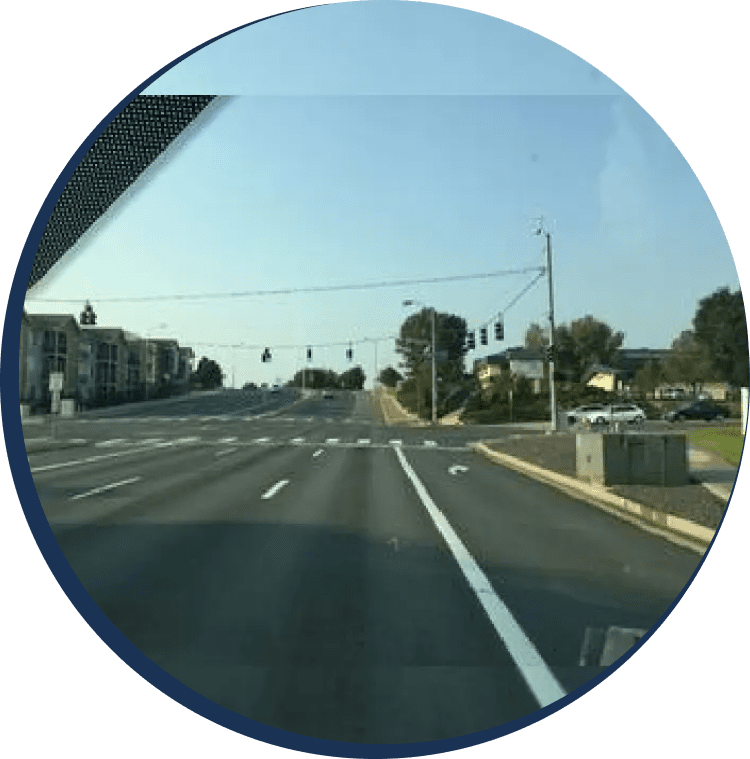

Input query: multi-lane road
[24,388,702,744]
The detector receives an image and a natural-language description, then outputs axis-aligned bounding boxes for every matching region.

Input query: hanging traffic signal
[307,347,312,360]
[346,345,353,360]
[495,321,504,340]
[466,331,475,350]
[545,345,555,362]
[480,327,488,346]
[262,347,271,363]
[80,301,96,325]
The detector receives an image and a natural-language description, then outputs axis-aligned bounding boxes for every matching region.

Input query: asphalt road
[24,389,702,744]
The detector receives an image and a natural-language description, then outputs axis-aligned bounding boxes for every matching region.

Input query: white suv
[575,403,646,426]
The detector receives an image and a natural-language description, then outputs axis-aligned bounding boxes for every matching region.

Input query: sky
[23,0,740,389]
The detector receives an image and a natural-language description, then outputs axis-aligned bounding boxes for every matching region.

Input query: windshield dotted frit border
[0,5,721,758]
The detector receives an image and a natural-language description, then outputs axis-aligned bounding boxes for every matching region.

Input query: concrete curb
[473,442,715,555]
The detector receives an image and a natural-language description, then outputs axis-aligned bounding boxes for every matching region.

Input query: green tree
[663,330,714,391]
[378,366,403,388]
[524,322,549,350]
[193,357,223,389]
[339,366,366,390]
[693,287,748,387]
[634,360,665,398]
[554,315,624,384]
[396,308,467,383]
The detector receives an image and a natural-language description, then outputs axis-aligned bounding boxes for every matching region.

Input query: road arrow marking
[449,465,469,476]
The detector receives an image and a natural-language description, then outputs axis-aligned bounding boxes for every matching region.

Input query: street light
[403,299,437,425]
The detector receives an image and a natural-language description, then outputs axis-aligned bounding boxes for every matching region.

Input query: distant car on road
[566,404,606,425]
[270,384,280,394]
[323,391,334,399]
[568,403,646,426]
[663,400,728,422]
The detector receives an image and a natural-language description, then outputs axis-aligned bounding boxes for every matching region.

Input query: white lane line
[30,439,197,473]
[218,437,237,444]
[357,438,371,446]
[253,437,271,444]
[389,439,403,446]
[261,479,289,500]
[393,446,566,709]
[291,437,306,444]
[312,449,325,458]
[423,440,438,447]
[95,438,126,448]
[70,476,142,501]
[325,438,340,445]
[215,447,238,457]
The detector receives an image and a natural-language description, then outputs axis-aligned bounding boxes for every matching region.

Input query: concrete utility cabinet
[576,432,688,487]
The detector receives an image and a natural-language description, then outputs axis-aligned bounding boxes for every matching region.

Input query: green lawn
[687,426,746,467]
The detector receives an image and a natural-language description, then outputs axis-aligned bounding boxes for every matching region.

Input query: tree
[554,315,624,384]
[662,330,714,391]
[524,322,549,350]
[378,366,403,388]
[396,308,467,383]
[339,366,366,390]
[693,287,748,387]
[193,356,223,389]
[291,368,339,389]
[634,360,665,398]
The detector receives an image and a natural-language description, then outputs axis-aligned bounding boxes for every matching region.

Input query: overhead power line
[26,266,545,304]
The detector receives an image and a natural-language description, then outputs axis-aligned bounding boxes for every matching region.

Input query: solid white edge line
[70,476,142,501]
[261,479,289,500]
[393,446,567,709]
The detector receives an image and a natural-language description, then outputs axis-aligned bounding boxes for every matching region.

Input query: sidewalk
[374,387,427,427]
[688,445,738,502]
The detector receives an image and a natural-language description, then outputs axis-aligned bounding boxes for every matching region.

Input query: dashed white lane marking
[357,438,371,446]
[389,440,403,446]
[261,479,289,500]
[325,438,340,445]
[253,437,271,444]
[291,437,306,444]
[215,447,239,457]
[312,449,325,458]
[70,476,142,501]
[95,439,126,448]
[218,437,237,444]
[69,438,88,444]
[424,440,438,447]
[393,446,566,709]
[29,438,199,473]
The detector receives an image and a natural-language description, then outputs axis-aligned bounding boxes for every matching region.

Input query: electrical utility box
[576,432,688,487]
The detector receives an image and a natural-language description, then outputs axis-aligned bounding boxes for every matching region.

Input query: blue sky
[24,1,740,388]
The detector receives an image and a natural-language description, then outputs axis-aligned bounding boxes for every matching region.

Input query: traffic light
[545,345,555,362]
[80,301,96,325]
[495,321,504,340]
[262,347,271,363]
[480,327,488,346]
[307,347,312,360]
[466,331,475,350]
[346,346,353,361]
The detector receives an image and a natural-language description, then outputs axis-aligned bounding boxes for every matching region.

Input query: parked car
[663,400,728,422]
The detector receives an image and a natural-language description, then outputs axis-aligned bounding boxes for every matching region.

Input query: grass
[686,425,746,466]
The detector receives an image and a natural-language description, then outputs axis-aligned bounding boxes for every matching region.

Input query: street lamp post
[403,300,437,425]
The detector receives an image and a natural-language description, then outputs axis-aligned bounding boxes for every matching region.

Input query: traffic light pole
[545,231,558,432]
[431,308,437,425]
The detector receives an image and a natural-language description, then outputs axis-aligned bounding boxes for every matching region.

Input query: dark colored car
[664,400,728,422]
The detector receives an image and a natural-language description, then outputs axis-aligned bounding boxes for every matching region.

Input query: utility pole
[431,308,437,425]
[538,223,558,432]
